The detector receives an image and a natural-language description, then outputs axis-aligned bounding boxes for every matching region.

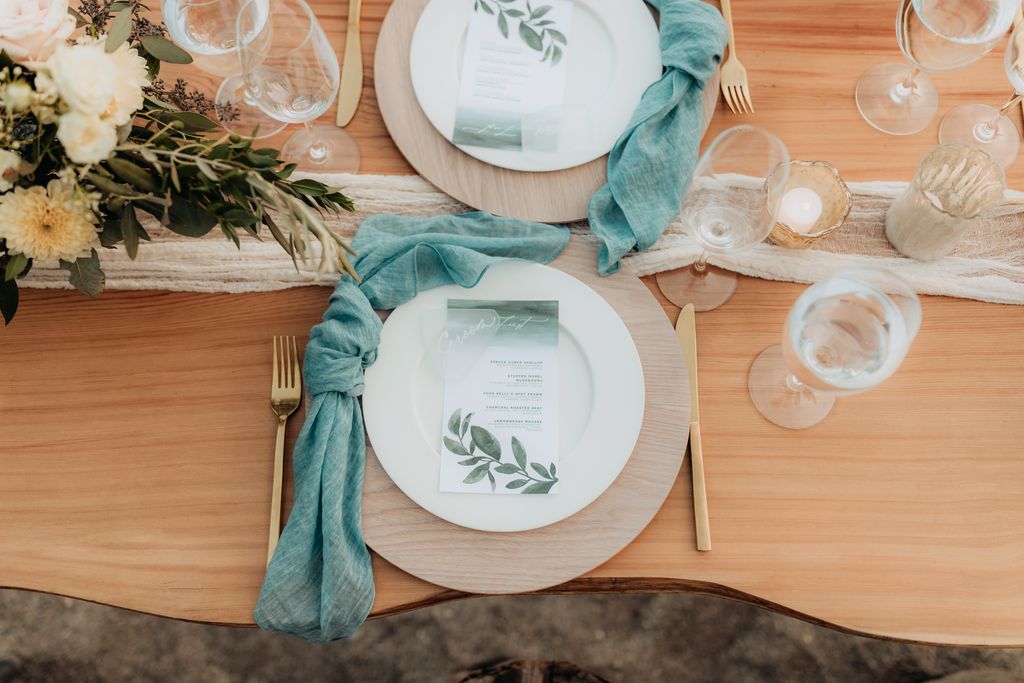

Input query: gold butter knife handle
[690,421,711,551]
[267,416,286,564]
[335,0,364,127]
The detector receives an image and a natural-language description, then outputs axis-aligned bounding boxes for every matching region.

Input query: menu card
[452,0,575,152]
[439,299,560,494]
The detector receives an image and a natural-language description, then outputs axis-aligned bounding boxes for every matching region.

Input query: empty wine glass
[656,125,789,312]
[939,16,1024,168]
[237,0,360,172]
[855,0,1014,137]
[747,267,922,430]
[162,0,286,138]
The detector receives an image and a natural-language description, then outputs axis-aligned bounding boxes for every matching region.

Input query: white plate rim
[362,261,646,532]
[409,0,663,173]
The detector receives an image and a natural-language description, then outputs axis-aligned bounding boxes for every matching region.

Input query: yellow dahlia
[0,179,99,262]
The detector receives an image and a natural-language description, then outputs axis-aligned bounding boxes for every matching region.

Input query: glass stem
[975,93,1022,143]
[895,66,920,96]
[784,373,806,394]
[305,121,329,164]
[690,251,711,279]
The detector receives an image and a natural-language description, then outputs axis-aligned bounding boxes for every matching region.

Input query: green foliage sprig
[475,0,567,65]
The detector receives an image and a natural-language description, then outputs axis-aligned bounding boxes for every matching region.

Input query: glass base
[655,265,738,312]
[215,76,288,140]
[282,125,361,173]
[855,63,938,136]
[939,103,1020,169]
[748,345,836,430]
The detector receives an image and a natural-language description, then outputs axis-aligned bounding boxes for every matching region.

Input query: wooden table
[2,0,1023,647]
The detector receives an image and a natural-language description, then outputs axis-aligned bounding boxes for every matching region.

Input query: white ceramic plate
[409,0,663,173]
[362,261,646,532]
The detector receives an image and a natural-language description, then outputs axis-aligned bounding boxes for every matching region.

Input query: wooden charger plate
[362,239,691,594]
[374,0,719,223]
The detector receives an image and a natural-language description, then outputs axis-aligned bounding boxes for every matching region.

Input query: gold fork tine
[722,85,737,114]
[741,86,755,114]
[268,335,302,564]
[291,337,300,389]
[273,336,280,387]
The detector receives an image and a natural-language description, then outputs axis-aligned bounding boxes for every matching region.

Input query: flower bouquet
[0,0,357,325]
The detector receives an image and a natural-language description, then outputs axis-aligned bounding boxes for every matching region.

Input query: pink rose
[0,0,76,63]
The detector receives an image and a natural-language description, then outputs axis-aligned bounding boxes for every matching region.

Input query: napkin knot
[302,281,383,398]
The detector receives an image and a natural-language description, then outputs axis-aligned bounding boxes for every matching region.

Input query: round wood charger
[362,239,692,594]
[374,0,719,223]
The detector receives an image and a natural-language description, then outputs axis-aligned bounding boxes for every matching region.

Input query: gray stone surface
[1,589,1023,682]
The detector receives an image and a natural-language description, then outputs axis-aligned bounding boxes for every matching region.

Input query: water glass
[748,267,922,430]
[656,125,790,312]
[237,0,360,172]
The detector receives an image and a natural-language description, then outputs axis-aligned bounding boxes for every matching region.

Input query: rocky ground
[1,589,1023,682]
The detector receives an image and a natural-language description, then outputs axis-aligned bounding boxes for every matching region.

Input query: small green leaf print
[448,409,462,436]
[506,479,529,489]
[461,413,473,438]
[495,464,520,475]
[470,425,502,458]
[463,463,491,485]
[548,29,567,45]
[530,5,552,19]
[550,45,563,66]
[498,12,509,38]
[444,437,471,457]
[523,481,555,494]
[459,457,484,466]
[550,463,557,477]
[486,470,496,492]
[518,22,543,51]
[511,436,527,470]
[505,8,525,16]
[530,462,551,480]
[479,0,495,14]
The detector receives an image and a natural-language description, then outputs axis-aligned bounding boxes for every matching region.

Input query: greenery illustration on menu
[474,0,568,65]
[444,409,559,494]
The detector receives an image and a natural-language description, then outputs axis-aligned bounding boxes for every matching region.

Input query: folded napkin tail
[589,0,728,275]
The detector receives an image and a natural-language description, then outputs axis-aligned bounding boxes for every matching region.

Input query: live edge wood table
[2,0,1023,647]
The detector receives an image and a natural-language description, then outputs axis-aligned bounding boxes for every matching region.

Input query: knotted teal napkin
[254,212,569,642]
[589,0,727,275]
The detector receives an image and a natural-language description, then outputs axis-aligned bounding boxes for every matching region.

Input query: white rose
[0,0,75,63]
[105,43,151,125]
[57,111,117,165]
[45,43,117,116]
[3,80,33,112]
[0,150,25,192]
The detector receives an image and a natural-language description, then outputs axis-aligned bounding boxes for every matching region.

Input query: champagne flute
[162,0,286,138]
[939,14,1024,168]
[237,0,360,172]
[656,126,789,312]
[855,0,1011,137]
[747,267,922,430]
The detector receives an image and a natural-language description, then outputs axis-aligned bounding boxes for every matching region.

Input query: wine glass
[855,0,1013,137]
[162,0,286,139]
[747,267,922,430]
[939,16,1024,168]
[655,126,789,312]
[237,0,360,172]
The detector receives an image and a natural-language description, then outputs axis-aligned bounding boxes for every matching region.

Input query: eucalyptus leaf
[0,278,18,325]
[460,412,473,438]
[550,463,557,477]
[458,457,484,466]
[498,12,509,38]
[495,464,520,475]
[167,198,217,237]
[105,9,132,53]
[530,462,552,480]
[479,0,495,14]
[141,35,194,64]
[548,29,567,44]
[531,5,552,19]
[59,249,105,297]
[470,425,502,458]
[447,409,462,435]
[486,470,496,492]
[505,479,529,489]
[443,436,470,456]
[518,22,543,51]
[522,480,555,494]
[511,436,527,470]
[463,463,491,485]
[550,45,563,66]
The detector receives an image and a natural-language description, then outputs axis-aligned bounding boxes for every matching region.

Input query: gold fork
[719,0,754,114]
[268,336,301,564]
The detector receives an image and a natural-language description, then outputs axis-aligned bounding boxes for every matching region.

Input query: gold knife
[676,304,711,551]
[334,0,363,127]
[1016,6,1023,124]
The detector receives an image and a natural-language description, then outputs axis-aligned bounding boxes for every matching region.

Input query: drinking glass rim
[237,0,319,58]
[912,142,1005,221]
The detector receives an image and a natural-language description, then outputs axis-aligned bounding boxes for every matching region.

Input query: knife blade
[334,0,363,128]
[675,304,711,551]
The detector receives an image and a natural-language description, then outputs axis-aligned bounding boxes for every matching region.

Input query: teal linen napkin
[589,0,727,275]
[254,213,569,643]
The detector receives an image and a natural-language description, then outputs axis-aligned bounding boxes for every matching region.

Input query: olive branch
[443,409,559,494]
[474,0,568,65]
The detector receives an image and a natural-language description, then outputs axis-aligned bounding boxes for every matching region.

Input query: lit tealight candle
[779,187,824,234]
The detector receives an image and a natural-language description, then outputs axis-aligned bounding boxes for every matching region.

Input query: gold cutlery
[335,0,364,127]
[268,336,302,564]
[676,304,711,551]
[1016,7,1023,122]
[719,0,754,114]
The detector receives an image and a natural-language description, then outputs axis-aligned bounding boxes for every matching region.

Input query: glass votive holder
[765,160,853,249]
[885,143,1005,261]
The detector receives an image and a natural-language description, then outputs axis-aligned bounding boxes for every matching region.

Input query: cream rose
[106,43,151,125]
[0,150,25,192]
[45,43,118,116]
[0,0,76,63]
[57,111,117,165]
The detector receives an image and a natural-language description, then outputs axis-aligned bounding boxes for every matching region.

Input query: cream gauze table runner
[20,173,1024,305]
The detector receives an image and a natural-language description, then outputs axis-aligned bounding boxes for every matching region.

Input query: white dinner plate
[362,261,646,532]
[409,0,663,173]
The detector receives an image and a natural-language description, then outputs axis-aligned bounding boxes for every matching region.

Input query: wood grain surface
[362,239,690,594]
[3,0,1024,646]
